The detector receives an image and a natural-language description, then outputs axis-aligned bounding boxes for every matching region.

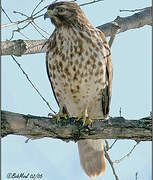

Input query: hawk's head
[44,1,88,29]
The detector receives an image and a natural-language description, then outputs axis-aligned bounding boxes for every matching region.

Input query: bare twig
[79,0,103,7]
[9,23,31,40]
[105,140,109,151]
[104,147,119,180]
[109,139,118,149]
[31,0,45,16]
[1,4,32,41]
[135,172,138,180]
[17,30,31,40]
[120,7,150,12]
[1,0,47,29]
[33,6,47,17]
[32,21,50,36]
[113,142,140,163]
[1,14,43,28]
[1,6,13,22]
[2,1,48,41]
[105,139,118,151]
[104,140,139,179]
[119,107,122,117]
[13,10,29,18]
[2,0,105,28]
[11,55,56,114]
[31,23,48,39]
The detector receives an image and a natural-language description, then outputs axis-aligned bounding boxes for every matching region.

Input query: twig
[120,7,150,12]
[31,0,45,16]
[79,0,103,7]
[9,23,31,40]
[104,147,119,180]
[1,6,13,22]
[2,3,47,40]
[105,140,109,151]
[119,107,122,117]
[105,139,118,151]
[3,1,49,40]
[18,30,31,40]
[135,172,138,180]
[1,4,31,41]
[13,10,29,18]
[1,14,44,28]
[33,6,48,17]
[32,21,50,36]
[31,23,48,39]
[109,139,118,149]
[11,55,56,114]
[2,0,104,28]
[113,142,140,163]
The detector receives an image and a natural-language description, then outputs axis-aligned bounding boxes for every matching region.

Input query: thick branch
[2,110,152,141]
[1,39,46,56]
[1,7,152,56]
[97,7,152,36]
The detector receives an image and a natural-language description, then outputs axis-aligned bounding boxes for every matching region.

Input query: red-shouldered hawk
[44,1,113,178]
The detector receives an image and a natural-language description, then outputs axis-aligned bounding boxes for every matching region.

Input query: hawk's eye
[57,8,65,13]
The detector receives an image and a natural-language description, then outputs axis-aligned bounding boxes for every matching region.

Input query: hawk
[44,1,113,178]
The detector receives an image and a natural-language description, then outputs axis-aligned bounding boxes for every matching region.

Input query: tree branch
[2,110,152,141]
[104,146,119,180]
[1,39,46,56]
[1,7,152,56]
[97,7,152,36]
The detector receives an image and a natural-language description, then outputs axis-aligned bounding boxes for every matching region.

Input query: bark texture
[2,110,152,141]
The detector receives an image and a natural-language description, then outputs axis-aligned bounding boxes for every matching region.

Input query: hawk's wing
[98,29,113,117]
[46,30,60,108]
[46,54,60,108]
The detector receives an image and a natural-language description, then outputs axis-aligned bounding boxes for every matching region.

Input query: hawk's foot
[48,105,68,122]
[77,108,92,125]
[87,119,93,125]
[77,115,87,125]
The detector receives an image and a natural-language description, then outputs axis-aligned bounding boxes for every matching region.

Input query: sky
[1,0,152,180]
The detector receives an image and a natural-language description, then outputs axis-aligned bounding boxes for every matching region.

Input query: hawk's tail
[77,139,106,178]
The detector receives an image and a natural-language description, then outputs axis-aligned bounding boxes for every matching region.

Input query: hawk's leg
[77,106,93,125]
[48,105,68,122]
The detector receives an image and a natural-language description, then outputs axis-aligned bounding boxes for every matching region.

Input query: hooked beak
[44,10,54,20]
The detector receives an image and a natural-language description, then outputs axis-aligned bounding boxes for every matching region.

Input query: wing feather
[46,30,60,107]
[46,54,60,107]
[98,29,113,117]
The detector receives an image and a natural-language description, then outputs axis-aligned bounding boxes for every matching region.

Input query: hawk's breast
[47,27,108,118]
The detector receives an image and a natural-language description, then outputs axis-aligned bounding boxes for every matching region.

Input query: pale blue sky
[2,0,152,180]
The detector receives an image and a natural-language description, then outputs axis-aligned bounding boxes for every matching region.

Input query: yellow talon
[77,107,88,125]
[77,116,82,121]
[82,117,86,125]
[63,113,68,119]
[57,115,61,122]
[48,113,56,117]
[48,105,68,122]
[88,119,93,125]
